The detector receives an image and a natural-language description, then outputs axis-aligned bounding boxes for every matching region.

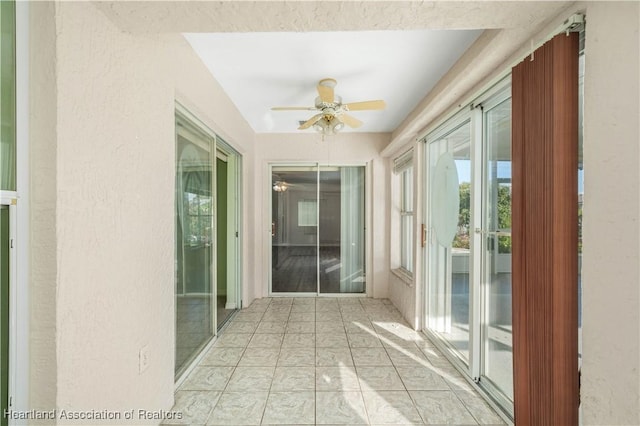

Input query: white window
[394,150,414,274]
[298,200,318,226]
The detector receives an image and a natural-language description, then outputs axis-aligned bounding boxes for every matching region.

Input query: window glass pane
[298,200,318,226]
[0,0,16,191]
[400,167,414,272]
[401,215,413,272]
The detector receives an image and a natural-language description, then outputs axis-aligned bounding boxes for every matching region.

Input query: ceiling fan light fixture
[312,120,327,134]
[271,78,386,134]
[311,116,344,136]
[331,119,345,133]
[273,181,288,192]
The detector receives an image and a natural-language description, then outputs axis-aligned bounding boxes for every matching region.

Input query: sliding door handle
[474,228,512,237]
[271,222,276,237]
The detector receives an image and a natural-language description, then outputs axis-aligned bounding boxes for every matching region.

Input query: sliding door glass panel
[216,147,241,329]
[427,121,472,363]
[481,98,513,401]
[175,115,215,376]
[271,166,318,293]
[1,0,16,191]
[320,166,365,294]
[216,157,230,327]
[578,50,584,360]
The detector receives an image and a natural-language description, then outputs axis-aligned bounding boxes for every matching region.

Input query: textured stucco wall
[54,3,176,419]
[255,132,390,300]
[30,2,255,423]
[581,2,640,424]
[29,1,58,419]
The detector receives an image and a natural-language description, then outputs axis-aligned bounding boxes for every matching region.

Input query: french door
[270,164,365,295]
[424,80,514,414]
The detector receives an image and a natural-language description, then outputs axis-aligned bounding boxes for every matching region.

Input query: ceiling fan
[271,78,386,135]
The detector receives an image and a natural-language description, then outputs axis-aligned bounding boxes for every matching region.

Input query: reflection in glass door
[481,98,513,403]
[271,164,365,295]
[175,113,214,376]
[320,166,365,294]
[271,166,319,293]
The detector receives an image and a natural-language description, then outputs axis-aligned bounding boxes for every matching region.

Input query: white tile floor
[166,297,505,425]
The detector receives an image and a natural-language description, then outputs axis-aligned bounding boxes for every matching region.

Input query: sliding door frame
[421,107,476,377]
[215,137,243,318]
[477,82,514,415]
[0,194,17,425]
[174,103,244,384]
[267,162,370,298]
[421,77,514,418]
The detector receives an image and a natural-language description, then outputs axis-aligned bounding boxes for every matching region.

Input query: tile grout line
[258,297,275,426]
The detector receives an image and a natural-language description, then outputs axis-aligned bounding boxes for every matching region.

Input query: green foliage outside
[452,182,512,253]
[578,205,583,253]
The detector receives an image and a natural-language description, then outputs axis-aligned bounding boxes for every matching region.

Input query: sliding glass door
[175,113,215,376]
[271,166,318,293]
[271,164,365,295]
[424,80,513,413]
[480,96,513,404]
[215,143,242,329]
[426,117,472,364]
[175,110,243,378]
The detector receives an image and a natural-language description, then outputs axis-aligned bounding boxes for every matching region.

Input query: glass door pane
[427,120,472,364]
[481,98,513,402]
[271,166,318,293]
[319,166,365,294]
[215,146,241,329]
[175,114,215,376]
[1,0,17,191]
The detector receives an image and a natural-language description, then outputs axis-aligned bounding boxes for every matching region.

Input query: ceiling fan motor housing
[314,95,342,110]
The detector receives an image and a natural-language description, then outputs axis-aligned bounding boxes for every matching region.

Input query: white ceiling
[184,29,482,133]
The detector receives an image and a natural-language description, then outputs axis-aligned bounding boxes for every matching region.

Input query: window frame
[393,149,415,277]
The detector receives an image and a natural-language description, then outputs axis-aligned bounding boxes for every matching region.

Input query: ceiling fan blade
[271,106,317,111]
[317,79,336,104]
[298,113,324,130]
[339,113,363,129]
[344,100,386,111]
